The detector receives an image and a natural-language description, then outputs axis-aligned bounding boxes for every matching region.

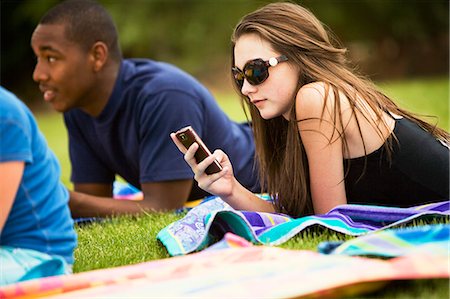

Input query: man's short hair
[39,0,122,61]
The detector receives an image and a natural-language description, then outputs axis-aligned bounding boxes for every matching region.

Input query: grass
[72,214,449,298]
[35,77,449,298]
[74,212,181,272]
[379,77,449,130]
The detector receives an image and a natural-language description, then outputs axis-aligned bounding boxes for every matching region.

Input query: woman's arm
[296,83,347,214]
[0,161,24,232]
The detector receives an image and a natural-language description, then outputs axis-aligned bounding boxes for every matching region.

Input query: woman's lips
[251,99,266,107]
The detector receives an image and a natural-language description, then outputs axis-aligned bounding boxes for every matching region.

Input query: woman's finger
[212,149,227,163]
[196,166,229,190]
[184,142,200,167]
[196,154,219,174]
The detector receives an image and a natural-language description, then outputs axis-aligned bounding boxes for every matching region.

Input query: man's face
[31,23,95,112]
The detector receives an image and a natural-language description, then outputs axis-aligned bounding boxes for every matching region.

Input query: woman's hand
[170,133,236,198]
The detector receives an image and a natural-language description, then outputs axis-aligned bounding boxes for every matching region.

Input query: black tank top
[344,117,449,207]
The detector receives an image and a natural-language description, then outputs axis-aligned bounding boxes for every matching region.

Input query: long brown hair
[231,2,449,217]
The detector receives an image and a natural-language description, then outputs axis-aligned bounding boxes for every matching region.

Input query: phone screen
[175,126,223,174]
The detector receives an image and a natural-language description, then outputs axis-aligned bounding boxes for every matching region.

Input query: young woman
[171,2,449,217]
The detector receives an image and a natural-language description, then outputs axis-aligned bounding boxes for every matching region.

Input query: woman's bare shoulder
[298,81,329,98]
[296,82,336,119]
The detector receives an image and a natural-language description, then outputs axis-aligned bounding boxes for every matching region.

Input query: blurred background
[1,0,449,108]
[1,0,448,187]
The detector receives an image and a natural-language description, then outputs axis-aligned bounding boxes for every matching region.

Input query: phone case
[175,126,223,174]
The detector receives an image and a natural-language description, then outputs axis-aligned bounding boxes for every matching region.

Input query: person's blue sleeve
[0,108,32,164]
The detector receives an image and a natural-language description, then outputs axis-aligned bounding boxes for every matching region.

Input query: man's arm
[69,179,193,218]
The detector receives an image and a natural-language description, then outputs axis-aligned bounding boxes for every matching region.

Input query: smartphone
[175,126,223,175]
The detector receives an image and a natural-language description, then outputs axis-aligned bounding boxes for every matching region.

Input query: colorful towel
[318,223,450,257]
[1,237,448,299]
[157,197,449,256]
[113,181,143,201]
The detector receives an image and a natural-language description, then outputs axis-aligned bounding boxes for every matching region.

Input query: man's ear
[89,41,109,72]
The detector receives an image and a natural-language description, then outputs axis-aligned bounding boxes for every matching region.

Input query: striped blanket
[157,197,449,256]
[2,198,448,299]
[1,225,448,298]
[318,223,450,257]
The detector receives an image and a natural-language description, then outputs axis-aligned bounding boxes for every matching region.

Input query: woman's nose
[241,79,257,97]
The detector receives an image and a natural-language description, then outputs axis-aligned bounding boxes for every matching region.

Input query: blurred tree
[302,0,449,79]
[104,0,267,89]
[1,0,448,105]
[1,0,60,105]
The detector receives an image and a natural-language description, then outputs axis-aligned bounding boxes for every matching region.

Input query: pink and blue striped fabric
[318,223,449,257]
[157,197,449,256]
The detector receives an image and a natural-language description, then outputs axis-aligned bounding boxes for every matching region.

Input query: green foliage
[103,0,270,82]
[2,0,448,103]
[379,77,449,130]
[300,0,449,41]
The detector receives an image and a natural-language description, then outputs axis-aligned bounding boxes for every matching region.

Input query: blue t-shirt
[64,59,259,195]
[0,87,77,264]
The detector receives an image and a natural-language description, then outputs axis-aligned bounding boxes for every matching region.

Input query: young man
[30,0,259,218]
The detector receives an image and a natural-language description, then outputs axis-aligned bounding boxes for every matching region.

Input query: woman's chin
[258,110,278,120]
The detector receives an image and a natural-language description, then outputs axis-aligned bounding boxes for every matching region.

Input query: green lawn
[35,77,449,298]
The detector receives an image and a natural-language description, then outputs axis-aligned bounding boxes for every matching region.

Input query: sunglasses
[232,55,288,88]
